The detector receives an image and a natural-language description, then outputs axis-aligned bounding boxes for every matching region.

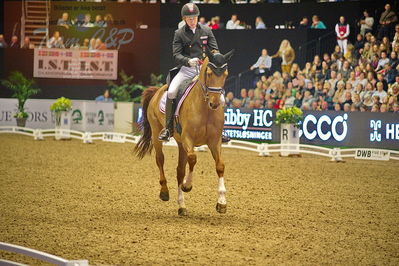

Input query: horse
[134,50,234,216]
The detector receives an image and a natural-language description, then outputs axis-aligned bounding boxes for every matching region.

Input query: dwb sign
[33,48,118,80]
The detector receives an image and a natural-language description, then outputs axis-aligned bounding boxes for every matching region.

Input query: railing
[21,0,26,47]
[0,242,88,266]
[225,69,254,95]
[297,30,336,67]
[46,0,51,43]
[1,126,399,162]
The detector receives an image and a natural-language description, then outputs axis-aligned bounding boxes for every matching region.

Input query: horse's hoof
[159,191,169,201]
[178,208,188,216]
[216,203,227,214]
[181,184,192,193]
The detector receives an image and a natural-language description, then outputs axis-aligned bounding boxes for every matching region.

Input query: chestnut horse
[134,50,234,216]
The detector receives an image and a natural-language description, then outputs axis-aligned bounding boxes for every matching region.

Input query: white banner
[355,149,390,161]
[0,98,114,132]
[33,48,118,80]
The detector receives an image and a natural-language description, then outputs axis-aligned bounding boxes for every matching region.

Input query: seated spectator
[226,14,244,30]
[232,98,242,108]
[209,17,220,30]
[199,17,207,26]
[95,89,113,102]
[342,91,353,107]
[9,35,19,48]
[378,3,397,40]
[250,49,272,77]
[334,103,342,111]
[359,10,374,36]
[82,14,94,28]
[0,34,7,48]
[393,103,399,112]
[47,31,65,48]
[95,38,107,50]
[373,82,388,103]
[255,16,266,29]
[240,88,250,108]
[80,38,90,50]
[392,24,399,50]
[390,51,398,68]
[178,19,185,29]
[298,17,309,29]
[225,92,234,107]
[57,12,71,29]
[354,34,365,59]
[94,15,106,27]
[21,37,34,49]
[104,14,114,27]
[311,15,326,29]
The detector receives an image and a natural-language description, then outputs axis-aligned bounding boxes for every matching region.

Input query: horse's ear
[205,47,214,62]
[224,49,235,62]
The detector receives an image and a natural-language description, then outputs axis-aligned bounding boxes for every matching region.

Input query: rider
[158,3,229,142]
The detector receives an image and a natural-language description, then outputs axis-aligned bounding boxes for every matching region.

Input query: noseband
[196,64,225,102]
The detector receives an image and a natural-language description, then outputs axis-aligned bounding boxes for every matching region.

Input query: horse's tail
[134,86,159,159]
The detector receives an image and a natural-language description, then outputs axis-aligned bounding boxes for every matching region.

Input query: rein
[195,63,224,102]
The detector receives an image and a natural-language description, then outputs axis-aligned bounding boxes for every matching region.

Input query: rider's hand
[188,57,200,67]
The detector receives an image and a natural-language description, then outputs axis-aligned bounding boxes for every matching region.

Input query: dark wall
[161,28,325,77]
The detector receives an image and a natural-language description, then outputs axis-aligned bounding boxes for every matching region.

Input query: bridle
[195,62,225,102]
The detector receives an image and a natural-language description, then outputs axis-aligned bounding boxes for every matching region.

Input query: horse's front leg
[208,139,226,214]
[177,143,188,216]
[181,138,196,193]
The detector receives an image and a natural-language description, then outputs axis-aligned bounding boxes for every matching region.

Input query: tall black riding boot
[158,98,175,141]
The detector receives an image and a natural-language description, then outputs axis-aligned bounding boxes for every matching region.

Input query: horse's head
[200,49,234,110]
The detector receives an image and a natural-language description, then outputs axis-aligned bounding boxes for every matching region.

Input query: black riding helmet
[181,3,200,18]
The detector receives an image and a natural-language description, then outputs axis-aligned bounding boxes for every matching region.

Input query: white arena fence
[1,126,399,162]
[0,242,88,266]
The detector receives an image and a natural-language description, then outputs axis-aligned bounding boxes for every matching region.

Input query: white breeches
[167,65,225,105]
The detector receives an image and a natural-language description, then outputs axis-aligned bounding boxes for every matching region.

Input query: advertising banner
[33,48,118,80]
[0,98,114,132]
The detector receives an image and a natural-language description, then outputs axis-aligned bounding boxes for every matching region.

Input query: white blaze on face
[218,177,226,205]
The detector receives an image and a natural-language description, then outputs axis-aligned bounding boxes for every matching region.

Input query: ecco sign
[300,113,348,142]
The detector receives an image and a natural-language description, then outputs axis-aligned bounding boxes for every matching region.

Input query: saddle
[160,71,198,134]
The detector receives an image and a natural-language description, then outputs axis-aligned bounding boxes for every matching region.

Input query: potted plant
[275,107,303,156]
[1,71,40,127]
[50,97,73,140]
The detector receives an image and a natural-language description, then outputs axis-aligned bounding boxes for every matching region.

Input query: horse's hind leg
[207,140,226,214]
[152,123,169,201]
[176,143,188,216]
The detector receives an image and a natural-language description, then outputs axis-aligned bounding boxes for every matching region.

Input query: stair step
[27,10,47,14]
[26,16,47,19]
[26,19,46,23]
[25,24,47,28]
[25,30,46,34]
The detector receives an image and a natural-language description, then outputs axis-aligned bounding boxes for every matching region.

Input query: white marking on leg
[177,185,186,208]
[218,177,227,204]
[183,171,193,188]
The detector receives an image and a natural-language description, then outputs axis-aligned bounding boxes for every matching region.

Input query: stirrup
[158,128,171,142]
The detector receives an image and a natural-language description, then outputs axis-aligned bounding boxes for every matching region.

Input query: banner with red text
[33,48,118,80]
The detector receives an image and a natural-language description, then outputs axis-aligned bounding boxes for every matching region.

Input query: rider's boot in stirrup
[158,98,175,141]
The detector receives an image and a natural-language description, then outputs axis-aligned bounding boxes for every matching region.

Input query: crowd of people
[228,5,399,113]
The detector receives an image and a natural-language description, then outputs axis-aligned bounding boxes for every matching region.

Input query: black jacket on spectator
[173,23,218,67]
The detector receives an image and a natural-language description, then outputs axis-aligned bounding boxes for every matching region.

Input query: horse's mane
[199,57,209,82]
